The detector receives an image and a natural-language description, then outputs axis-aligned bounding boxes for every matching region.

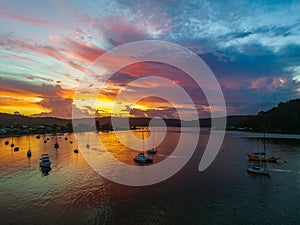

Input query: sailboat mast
[263,131,266,154]
[152,128,155,150]
[142,130,144,152]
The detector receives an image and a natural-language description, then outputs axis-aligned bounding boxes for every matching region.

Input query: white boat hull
[247,165,269,175]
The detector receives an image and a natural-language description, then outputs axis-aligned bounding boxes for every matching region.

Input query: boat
[147,148,158,154]
[86,133,90,149]
[247,133,269,175]
[54,135,59,149]
[27,136,32,158]
[40,154,51,168]
[10,137,14,148]
[134,152,153,163]
[27,150,32,157]
[54,142,59,149]
[247,132,280,163]
[247,154,280,162]
[133,130,153,164]
[247,165,269,175]
[146,129,158,154]
[36,134,41,139]
[13,147,19,152]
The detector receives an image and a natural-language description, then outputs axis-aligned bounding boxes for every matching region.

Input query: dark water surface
[0,128,300,225]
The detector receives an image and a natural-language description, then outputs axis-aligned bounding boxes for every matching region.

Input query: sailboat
[27,136,32,158]
[10,137,14,148]
[134,130,153,163]
[247,164,269,175]
[147,129,157,154]
[247,132,280,162]
[86,133,90,149]
[43,133,47,143]
[247,137,269,175]
[54,135,59,149]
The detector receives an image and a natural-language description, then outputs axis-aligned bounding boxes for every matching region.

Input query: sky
[0,0,300,119]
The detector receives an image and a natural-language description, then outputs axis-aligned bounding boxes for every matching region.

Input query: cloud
[0,78,82,118]
[129,107,178,118]
[0,34,105,73]
[0,10,64,29]
[26,75,55,83]
[1,0,300,118]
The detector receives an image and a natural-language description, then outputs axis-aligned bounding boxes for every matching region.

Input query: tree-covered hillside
[239,99,300,133]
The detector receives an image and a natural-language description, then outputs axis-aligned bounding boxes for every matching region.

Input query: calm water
[0,128,300,225]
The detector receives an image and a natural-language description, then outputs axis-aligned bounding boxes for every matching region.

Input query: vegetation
[239,99,300,133]
[1,98,300,134]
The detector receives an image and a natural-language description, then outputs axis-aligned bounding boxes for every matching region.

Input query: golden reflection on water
[0,134,88,174]
[1,130,300,225]
[0,128,182,172]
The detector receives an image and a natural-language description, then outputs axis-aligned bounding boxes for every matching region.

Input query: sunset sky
[1,0,300,119]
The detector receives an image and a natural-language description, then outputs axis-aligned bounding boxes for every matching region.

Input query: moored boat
[146,148,158,154]
[27,150,32,157]
[247,154,280,162]
[247,165,269,175]
[40,154,51,168]
[247,132,280,163]
[133,130,153,164]
[134,152,153,163]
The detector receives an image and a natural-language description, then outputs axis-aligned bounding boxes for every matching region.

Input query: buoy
[86,144,90,149]
[44,140,47,143]
[47,137,50,140]
[74,149,79,153]
[54,143,59,149]
[65,137,68,140]
[4,141,9,145]
[70,141,73,144]
[27,150,32,157]
[10,143,15,148]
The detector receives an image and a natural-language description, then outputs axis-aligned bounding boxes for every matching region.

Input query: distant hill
[0,112,250,130]
[0,113,71,127]
[2,98,299,133]
[238,98,300,133]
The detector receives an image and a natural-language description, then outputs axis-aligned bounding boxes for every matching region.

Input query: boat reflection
[40,167,51,176]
